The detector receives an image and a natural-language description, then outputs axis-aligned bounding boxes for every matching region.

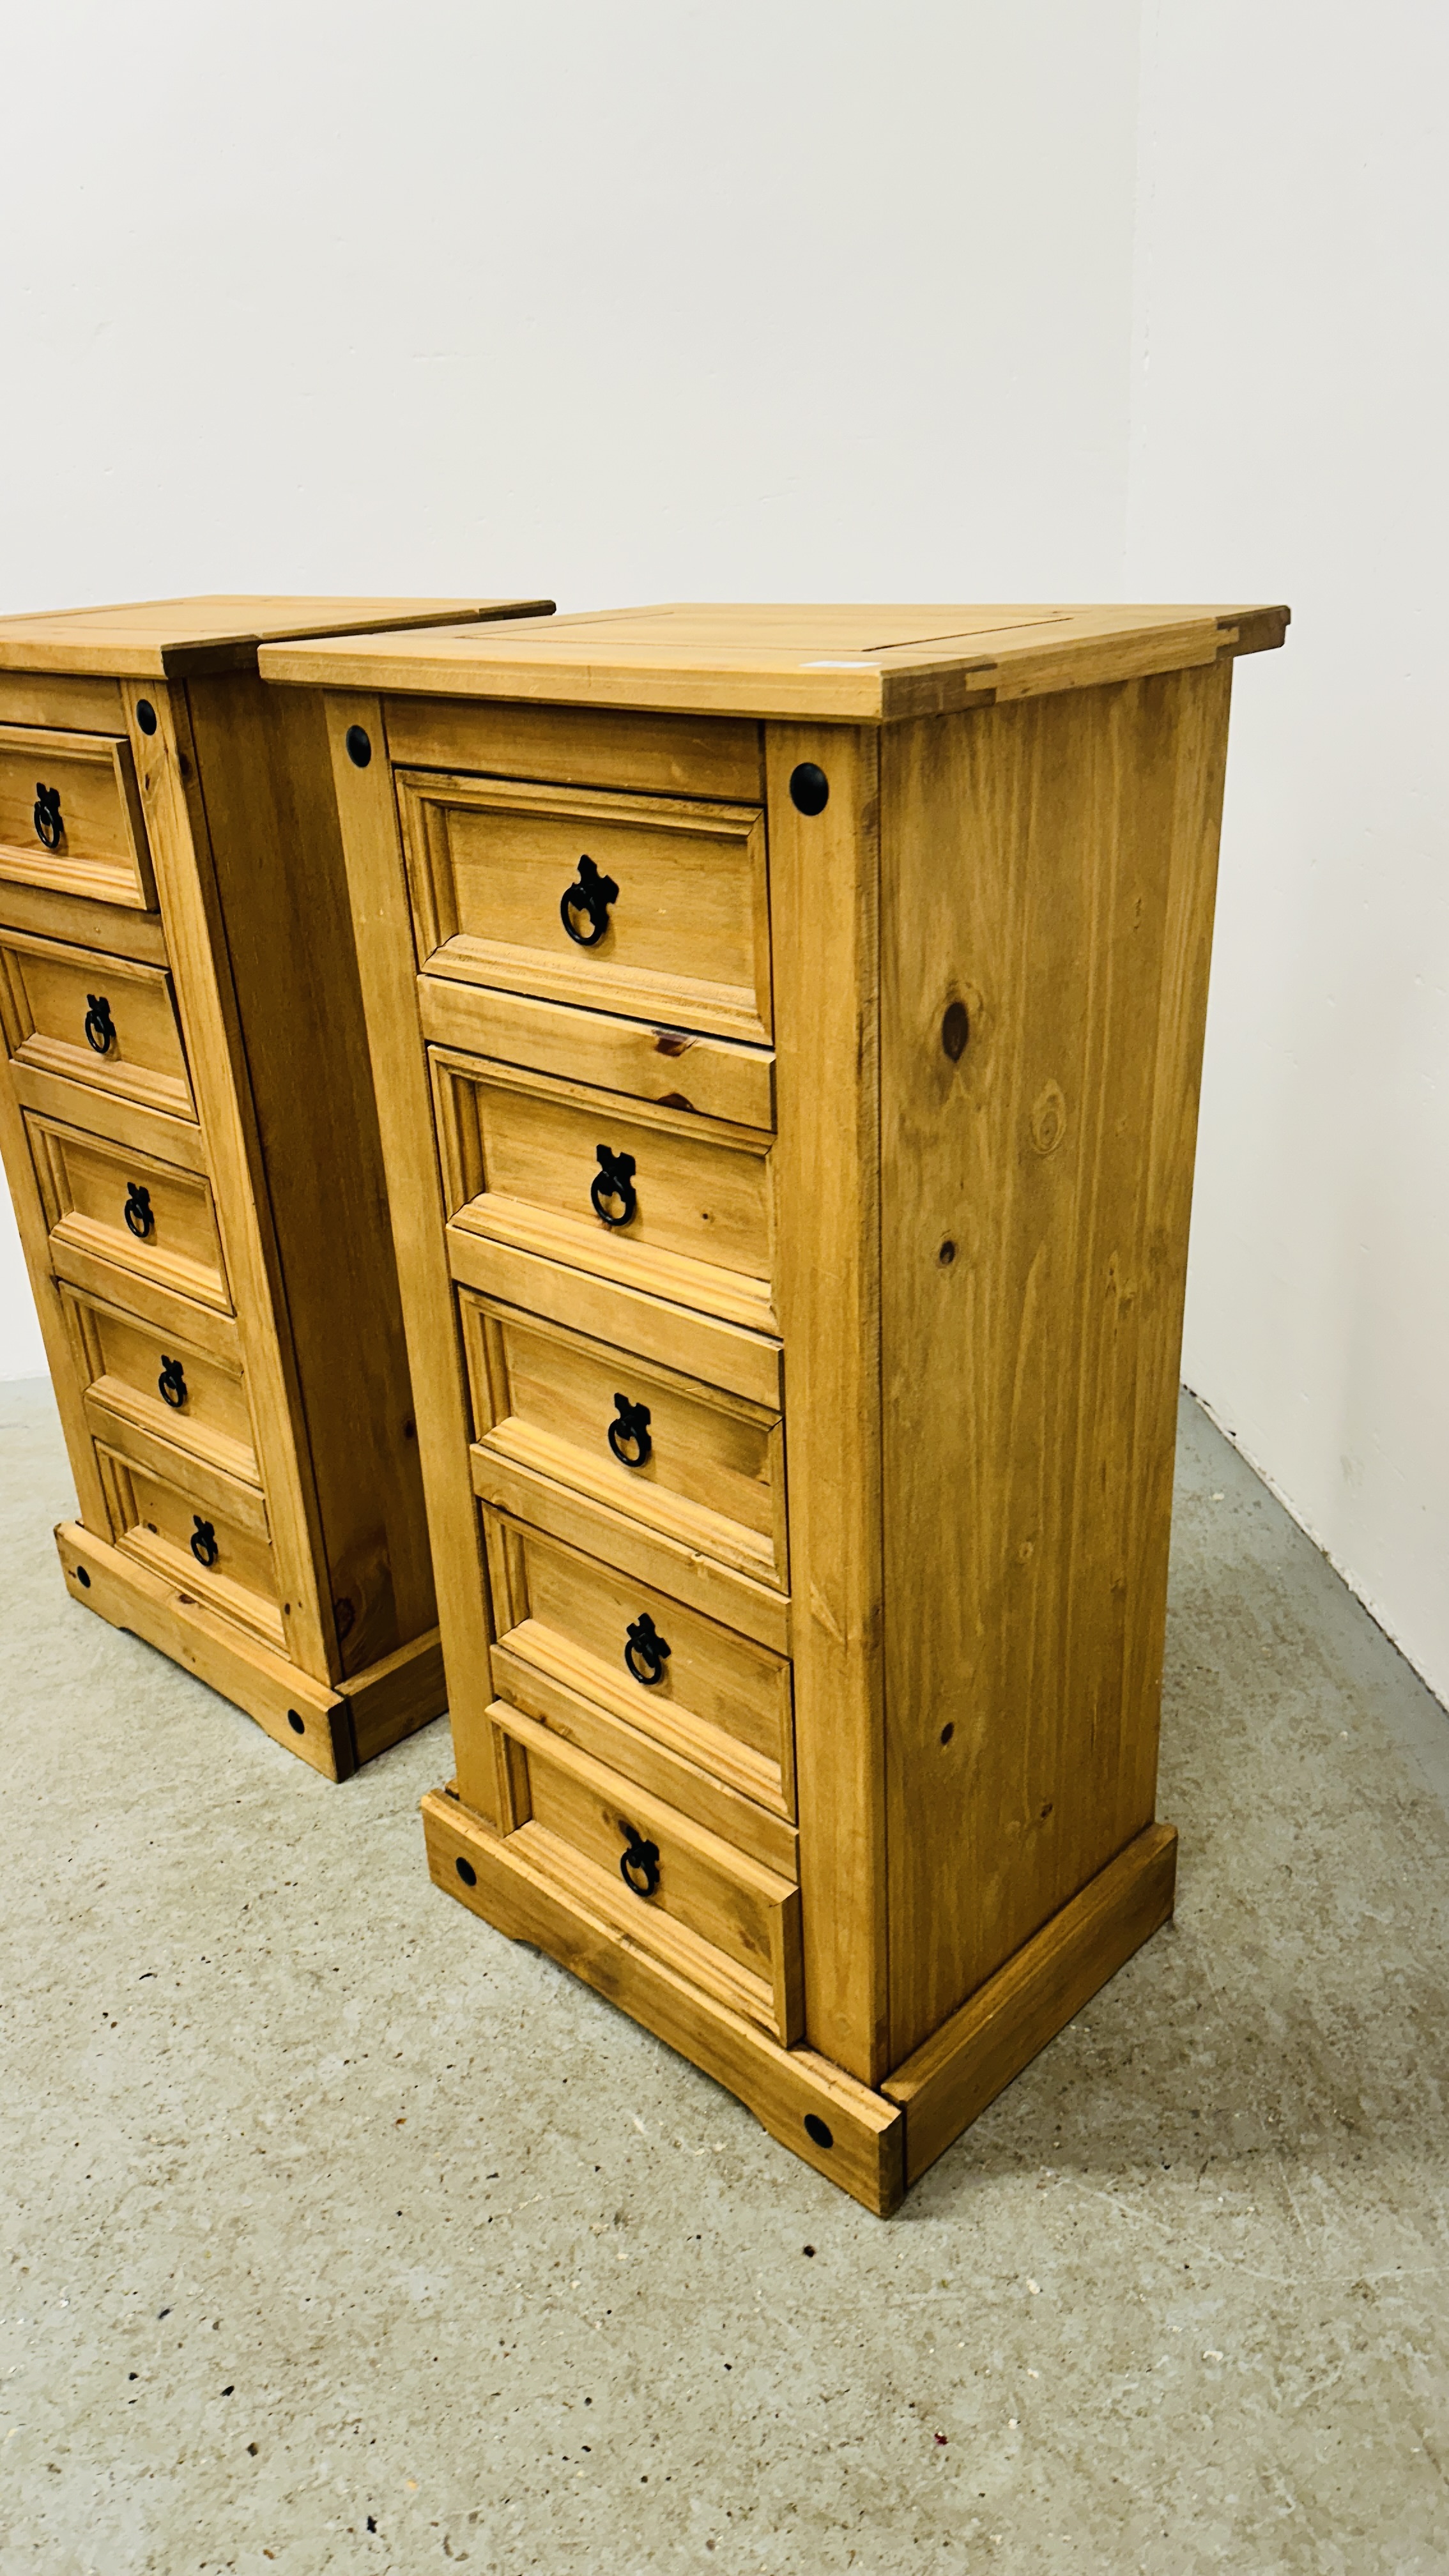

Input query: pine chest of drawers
[0,593,550,1777]
[263,599,1287,2197]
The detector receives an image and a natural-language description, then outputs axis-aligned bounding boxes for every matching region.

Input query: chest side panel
[880,664,1234,2062]
[186,671,436,1675]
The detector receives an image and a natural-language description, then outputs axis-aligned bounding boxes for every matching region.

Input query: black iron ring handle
[123,1182,154,1240]
[608,1393,652,1469]
[619,1823,661,1898]
[624,1612,671,1687]
[190,1515,218,1568]
[560,854,618,947]
[158,1355,187,1409]
[84,993,115,1055]
[33,783,63,850]
[590,1144,637,1228]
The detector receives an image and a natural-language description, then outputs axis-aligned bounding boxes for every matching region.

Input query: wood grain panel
[383,696,763,802]
[766,723,889,2086]
[422,1788,903,2215]
[878,666,1230,2060]
[885,1823,1177,2184]
[321,691,500,1816]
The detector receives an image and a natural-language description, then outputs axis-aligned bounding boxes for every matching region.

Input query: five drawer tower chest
[0,593,551,1777]
[256,598,1287,2202]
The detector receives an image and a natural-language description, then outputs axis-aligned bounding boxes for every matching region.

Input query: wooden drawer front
[483,1511,795,1833]
[27,1112,231,1312]
[397,770,772,1047]
[0,930,193,1120]
[491,1699,802,2043]
[463,1291,786,1594]
[59,1283,257,1486]
[0,726,155,910]
[434,1050,776,1338]
[416,979,775,1134]
[95,1434,282,1651]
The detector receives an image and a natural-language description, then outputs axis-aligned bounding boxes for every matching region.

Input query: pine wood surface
[416,978,775,1134]
[0,872,168,967]
[884,1823,1178,2185]
[0,723,155,909]
[397,769,772,1048]
[878,664,1234,2061]
[0,595,555,679]
[0,929,194,1121]
[421,1788,904,2216]
[260,600,1289,722]
[0,595,552,1767]
[321,693,503,1816]
[384,696,763,804]
[276,600,1284,2193]
[461,1290,787,1593]
[184,671,434,1680]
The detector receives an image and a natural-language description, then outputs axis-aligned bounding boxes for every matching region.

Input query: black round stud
[345,724,372,769]
[456,1855,478,1888]
[789,762,829,816]
[75,1565,91,1590]
[287,1710,305,1735]
[937,1239,956,1267]
[942,1000,970,1062]
[803,2113,834,2150]
[135,700,158,736]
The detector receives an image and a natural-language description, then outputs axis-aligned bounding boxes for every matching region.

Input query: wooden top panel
[0,595,556,680]
[257,600,1289,724]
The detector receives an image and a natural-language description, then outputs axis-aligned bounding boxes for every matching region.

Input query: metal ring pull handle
[624,1612,671,1687]
[33,783,63,850]
[560,853,618,947]
[608,1393,652,1469]
[123,1182,154,1240]
[618,1821,661,1898]
[158,1355,187,1409]
[189,1515,218,1568]
[84,993,116,1055]
[590,1144,637,1228]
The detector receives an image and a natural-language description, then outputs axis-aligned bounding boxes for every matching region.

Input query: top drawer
[395,771,772,1048]
[0,727,155,912]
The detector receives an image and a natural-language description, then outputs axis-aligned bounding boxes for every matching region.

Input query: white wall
[2,4,1445,1703]
[1128,0,1449,1702]
[0,0,1142,1381]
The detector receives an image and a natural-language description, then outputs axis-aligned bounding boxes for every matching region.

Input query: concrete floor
[3,1385,1448,2576]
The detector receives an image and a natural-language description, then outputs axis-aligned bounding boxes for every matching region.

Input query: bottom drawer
[94,1433,282,1652]
[489,1699,802,2044]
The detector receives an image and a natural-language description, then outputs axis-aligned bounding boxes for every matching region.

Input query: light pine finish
[0,595,555,680]
[397,770,772,1047]
[766,722,891,2086]
[385,696,763,803]
[460,1291,788,1594]
[0,724,154,910]
[883,1823,1179,2186]
[262,599,1289,723]
[433,1050,778,1334]
[0,594,551,1768]
[277,603,1285,2199]
[417,980,775,1132]
[321,694,503,1821]
[0,928,194,1121]
[420,1786,903,2216]
[879,668,1234,2060]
